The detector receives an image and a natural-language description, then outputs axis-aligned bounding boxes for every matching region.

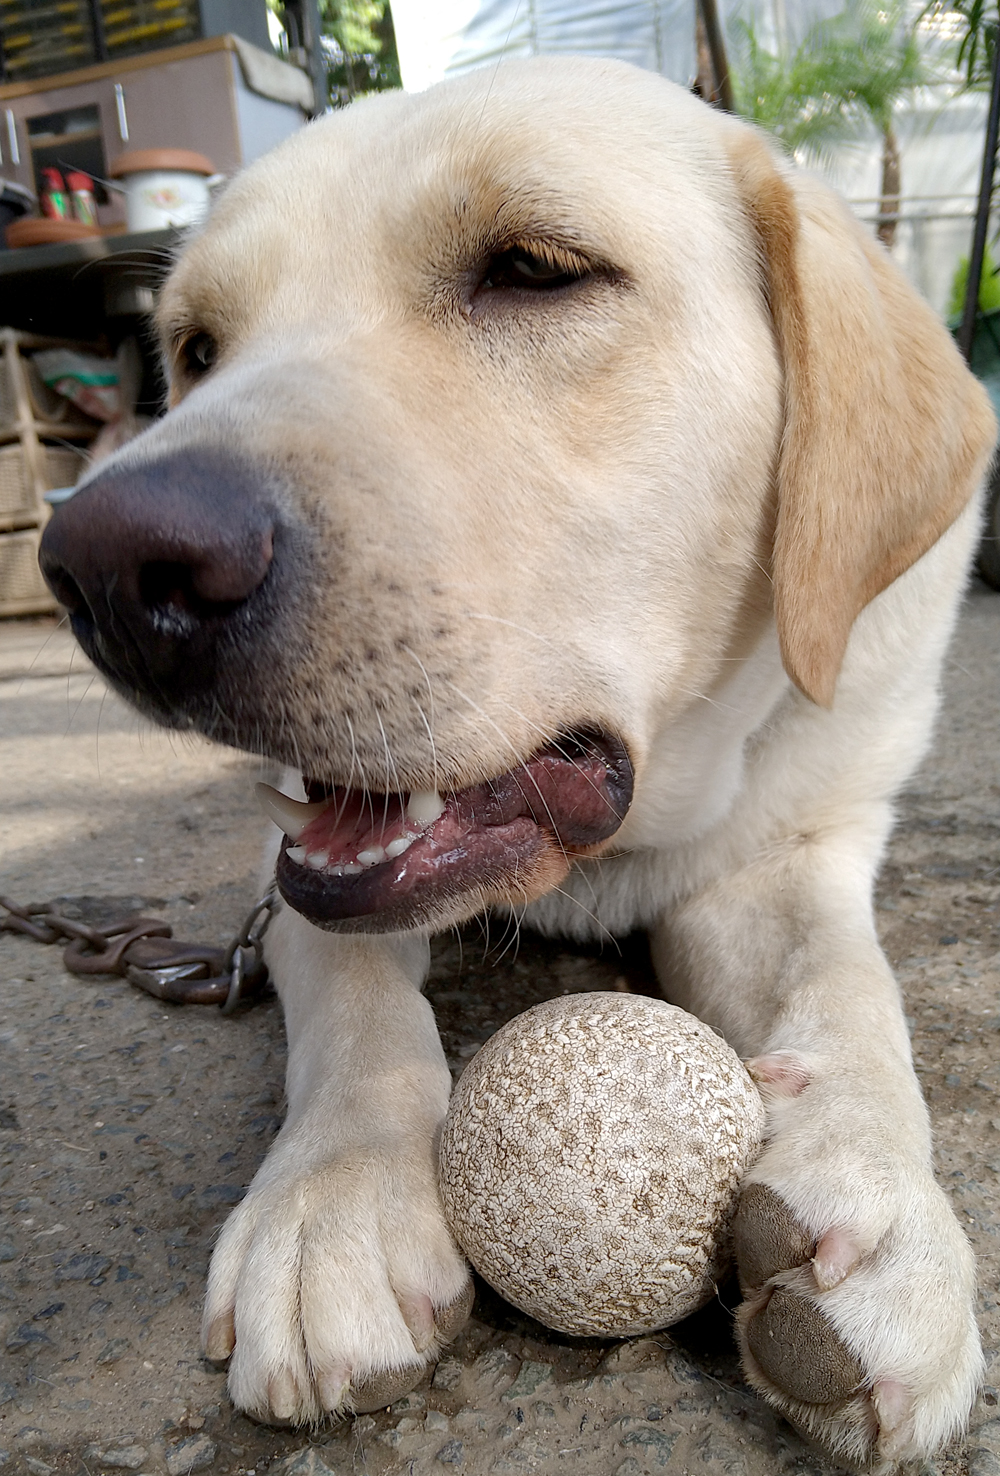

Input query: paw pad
[733,1182,814,1292]
[744,1286,864,1404]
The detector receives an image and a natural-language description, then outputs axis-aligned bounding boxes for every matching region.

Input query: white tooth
[357,846,386,867]
[285,845,307,864]
[406,789,445,828]
[328,864,344,876]
[306,851,328,870]
[341,862,363,875]
[255,783,329,840]
[385,835,414,858]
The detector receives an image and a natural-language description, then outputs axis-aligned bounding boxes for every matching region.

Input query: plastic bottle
[40,167,69,219]
[66,170,98,227]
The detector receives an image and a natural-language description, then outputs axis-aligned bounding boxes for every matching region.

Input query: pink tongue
[297,791,412,862]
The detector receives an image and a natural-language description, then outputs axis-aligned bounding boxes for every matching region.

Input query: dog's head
[40,58,994,934]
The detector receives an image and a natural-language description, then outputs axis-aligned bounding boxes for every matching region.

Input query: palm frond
[729,0,935,151]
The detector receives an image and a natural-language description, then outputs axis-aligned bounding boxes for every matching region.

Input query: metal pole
[698,0,735,113]
[959,34,1000,363]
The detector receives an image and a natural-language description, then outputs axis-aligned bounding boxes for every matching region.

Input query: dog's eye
[181,331,218,375]
[482,245,587,292]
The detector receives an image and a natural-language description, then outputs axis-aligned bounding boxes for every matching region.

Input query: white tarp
[391,0,696,93]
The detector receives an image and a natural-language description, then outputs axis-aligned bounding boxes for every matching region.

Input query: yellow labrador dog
[40,57,995,1470]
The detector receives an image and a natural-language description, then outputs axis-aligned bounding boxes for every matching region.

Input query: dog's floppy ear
[724,129,996,707]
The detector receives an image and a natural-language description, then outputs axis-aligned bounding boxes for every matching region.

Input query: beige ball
[439,992,764,1338]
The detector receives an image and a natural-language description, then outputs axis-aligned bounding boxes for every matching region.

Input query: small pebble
[390,1392,426,1412]
[504,1362,553,1400]
[432,1357,463,1391]
[96,1447,148,1471]
[164,1434,217,1475]
[276,1452,338,1476]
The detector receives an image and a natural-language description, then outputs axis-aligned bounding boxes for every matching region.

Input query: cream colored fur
[100,56,996,1468]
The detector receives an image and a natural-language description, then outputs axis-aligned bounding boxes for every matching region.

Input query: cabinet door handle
[114,83,129,142]
[5,111,19,166]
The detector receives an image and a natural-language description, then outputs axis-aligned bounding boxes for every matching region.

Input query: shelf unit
[0,2,265,87]
[0,326,96,616]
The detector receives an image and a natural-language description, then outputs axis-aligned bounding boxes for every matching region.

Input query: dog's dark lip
[275,730,633,934]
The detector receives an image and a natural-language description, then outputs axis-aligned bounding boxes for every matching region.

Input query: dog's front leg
[202,906,472,1425]
[653,841,981,1470]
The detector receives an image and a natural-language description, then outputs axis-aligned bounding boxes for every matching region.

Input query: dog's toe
[731,1174,981,1468]
[203,1149,472,1427]
[348,1281,475,1413]
[734,1184,869,1439]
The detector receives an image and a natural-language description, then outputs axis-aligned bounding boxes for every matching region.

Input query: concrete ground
[0,585,998,1476]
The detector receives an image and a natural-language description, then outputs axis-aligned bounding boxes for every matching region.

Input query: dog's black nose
[39,450,277,702]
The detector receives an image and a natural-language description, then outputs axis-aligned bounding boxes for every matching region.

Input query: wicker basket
[0,528,56,617]
[0,443,85,523]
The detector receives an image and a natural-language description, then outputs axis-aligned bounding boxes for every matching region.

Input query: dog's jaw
[266,731,633,933]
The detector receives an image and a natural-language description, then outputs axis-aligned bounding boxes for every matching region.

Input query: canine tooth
[357,846,386,866]
[285,845,307,865]
[385,835,414,858]
[306,851,328,870]
[406,789,445,827]
[255,783,329,840]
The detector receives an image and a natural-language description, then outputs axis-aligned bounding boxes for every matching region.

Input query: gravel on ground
[1,585,998,1476]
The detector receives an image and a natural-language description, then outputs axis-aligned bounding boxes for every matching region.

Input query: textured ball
[439,992,764,1338]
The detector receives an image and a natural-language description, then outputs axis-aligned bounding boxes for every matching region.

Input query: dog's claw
[745,1052,811,1097]
[434,1278,475,1343]
[873,1378,917,1459]
[350,1361,428,1414]
[203,1308,235,1361]
[267,1369,300,1423]
[399,1290,437,1353]
[317,1364,351,1413]
[349,1280,475,1415]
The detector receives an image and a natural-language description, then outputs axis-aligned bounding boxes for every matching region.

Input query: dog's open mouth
[260,731,633,933]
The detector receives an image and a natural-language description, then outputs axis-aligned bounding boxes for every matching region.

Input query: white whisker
[549,885,620,949]
[400,645,440,792]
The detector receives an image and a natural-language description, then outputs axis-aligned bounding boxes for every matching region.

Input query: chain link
[0,885,280,1011]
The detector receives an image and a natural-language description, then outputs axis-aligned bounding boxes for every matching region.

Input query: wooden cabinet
[0,36,307,229]
[3,76,128,226]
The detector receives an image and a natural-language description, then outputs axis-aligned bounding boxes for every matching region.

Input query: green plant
[319,0,400,101]
[268,0,401,105]
[729,1,934,245]
[948,245,1000,316]
[923,0,998,86]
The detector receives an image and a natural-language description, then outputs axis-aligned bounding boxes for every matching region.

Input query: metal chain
[0,885,280,1012]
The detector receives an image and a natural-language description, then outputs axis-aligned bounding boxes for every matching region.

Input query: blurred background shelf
[0,326,96,615]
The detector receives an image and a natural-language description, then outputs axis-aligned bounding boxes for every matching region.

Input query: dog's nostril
[40,562,89,620]
[138,560,247,624]
[135,527,274,619]
[139,560,197,614]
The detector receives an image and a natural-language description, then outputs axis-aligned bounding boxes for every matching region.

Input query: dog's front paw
[201,1145,473,1424]
[732,1175,982,1470]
